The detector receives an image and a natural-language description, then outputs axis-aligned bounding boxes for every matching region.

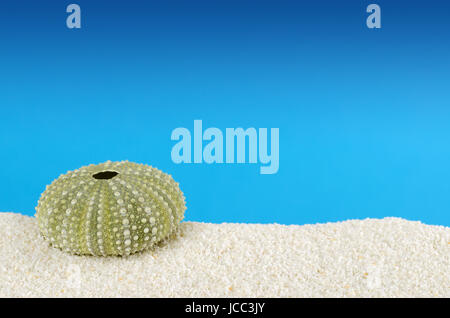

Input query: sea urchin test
[35,161,186,256]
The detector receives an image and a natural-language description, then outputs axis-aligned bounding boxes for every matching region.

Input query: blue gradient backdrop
[1,1,449,225]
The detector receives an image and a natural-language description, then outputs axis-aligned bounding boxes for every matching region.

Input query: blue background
[1,0,449,226]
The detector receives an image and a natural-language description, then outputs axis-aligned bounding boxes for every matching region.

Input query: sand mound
[0,212,448,297]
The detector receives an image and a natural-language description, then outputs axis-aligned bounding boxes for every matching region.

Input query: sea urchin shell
[35,161,186,256]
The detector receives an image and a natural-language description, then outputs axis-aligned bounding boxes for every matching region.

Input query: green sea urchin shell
[35,161,186,256]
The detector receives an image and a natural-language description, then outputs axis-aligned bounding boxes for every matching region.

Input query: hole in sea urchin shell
[92,171,119,180]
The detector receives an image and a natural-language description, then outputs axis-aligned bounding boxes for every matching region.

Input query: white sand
[0,212,448,297]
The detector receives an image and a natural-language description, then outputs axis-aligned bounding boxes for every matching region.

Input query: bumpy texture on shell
[35,161,186,256]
